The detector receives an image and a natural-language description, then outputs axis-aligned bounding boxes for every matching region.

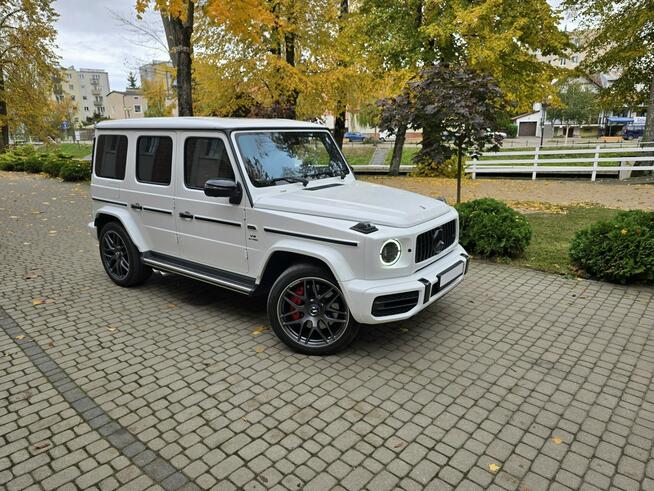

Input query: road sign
[61,120,69,130]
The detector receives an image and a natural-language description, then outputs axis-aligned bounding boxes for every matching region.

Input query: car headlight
[380,239,402,266]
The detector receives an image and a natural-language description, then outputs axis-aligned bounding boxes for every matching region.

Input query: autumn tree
[354,0,569,174]
[380,65,504,203]
[564,0,654,144]
[136,0,194,116]
[548,82,599,144]
[127,71,138,88]
[143,78,174,117]
[0,0,58,149]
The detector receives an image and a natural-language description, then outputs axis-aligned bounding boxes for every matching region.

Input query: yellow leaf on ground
[168,303,176,309]
[489,463,501,473]
[552,436,562,445]
[15,335,25,340]
[107,326,117,332]
[32,298,44,305]
[252,326,269,336]
[255,346,265,353]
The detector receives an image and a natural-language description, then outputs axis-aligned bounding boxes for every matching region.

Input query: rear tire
[99,222,152,287]
[267,264,359,355]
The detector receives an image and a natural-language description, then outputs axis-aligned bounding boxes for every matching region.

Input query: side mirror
[204,179,243,204]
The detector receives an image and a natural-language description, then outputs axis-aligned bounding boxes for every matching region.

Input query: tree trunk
[334,113,346,149]
[161,1,194,117]
[564,124,569,145]
[456,144,463,204]
[644,77,654,145]
[389,124,407,176]
[284,32,298,118]
[0,68,8,150]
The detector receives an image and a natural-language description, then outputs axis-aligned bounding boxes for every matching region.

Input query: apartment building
[53,66,110,124]
[106,89,148,120]
[139,60,174,93]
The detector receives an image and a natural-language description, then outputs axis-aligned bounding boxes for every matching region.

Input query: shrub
[24,154,47,173]
[59,160,91,181]
[456,198,532,258]
[569,210,654,284]
[0,145,36,171]
[506,123,518,138]
[42,152,74,177]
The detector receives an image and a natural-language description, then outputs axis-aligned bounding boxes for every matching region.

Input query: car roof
[95,117,326,131]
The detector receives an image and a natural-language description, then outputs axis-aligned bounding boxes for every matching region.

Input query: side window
[95,135,128,180]
[136,136,173,185]
[184,137,235,189]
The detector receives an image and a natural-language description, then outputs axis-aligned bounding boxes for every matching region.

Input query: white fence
[468,145,654,181]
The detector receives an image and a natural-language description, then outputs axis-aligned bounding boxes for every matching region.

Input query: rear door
[121,132,178,256]
[174,132,248,274]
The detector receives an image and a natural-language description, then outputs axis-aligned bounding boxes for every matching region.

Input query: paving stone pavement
[1,170,654,491]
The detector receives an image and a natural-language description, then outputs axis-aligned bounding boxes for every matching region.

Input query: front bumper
[342,244,468,324]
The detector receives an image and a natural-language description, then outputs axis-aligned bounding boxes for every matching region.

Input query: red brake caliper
[290,286,304,321]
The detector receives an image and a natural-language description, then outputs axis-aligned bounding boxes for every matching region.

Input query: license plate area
[432,261,465,297]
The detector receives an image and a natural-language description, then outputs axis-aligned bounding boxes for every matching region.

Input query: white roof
[96,117,325,131]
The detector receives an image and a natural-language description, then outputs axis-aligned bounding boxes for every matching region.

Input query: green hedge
[570,210,654,284]
[0,146,90,181]
[456,198,532,258]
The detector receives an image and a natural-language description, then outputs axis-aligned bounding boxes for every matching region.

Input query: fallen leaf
[258,475,268,484]
[167,303,176,309]
[107,326,117,332]
[393,441,405,449]
[32,298,44,305]
[254,346,265,353]
[489,463,501,473]
[24,271,41,279]
[47,341,54,348]
[551,436,562,445]
[33,441,50,450]
[44,299,55,304]
[15,335,25,340]
[252,326,269,336]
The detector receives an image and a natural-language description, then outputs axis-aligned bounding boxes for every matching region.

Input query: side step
[141,251,256,295]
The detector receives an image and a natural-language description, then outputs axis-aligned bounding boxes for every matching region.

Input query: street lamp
[540,102,549,147]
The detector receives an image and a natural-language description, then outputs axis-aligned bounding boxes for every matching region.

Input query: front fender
[93,206,148,252]
[258,238,362,284]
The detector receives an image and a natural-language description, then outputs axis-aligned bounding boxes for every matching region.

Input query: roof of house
[96,117,326,131]
[511,111,539,121]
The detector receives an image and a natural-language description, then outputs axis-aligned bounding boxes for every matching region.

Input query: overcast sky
[53,0,167,92]
[53,0,571,93]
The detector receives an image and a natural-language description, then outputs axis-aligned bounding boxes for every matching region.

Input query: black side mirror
[204,179,243,204]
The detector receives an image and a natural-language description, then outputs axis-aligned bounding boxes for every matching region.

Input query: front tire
[267,264,359,355]
[99,222,152,287]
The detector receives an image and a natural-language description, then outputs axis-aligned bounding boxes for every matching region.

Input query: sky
[53,0,167,92]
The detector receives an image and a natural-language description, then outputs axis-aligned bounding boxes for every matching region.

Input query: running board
[141,251,256,295]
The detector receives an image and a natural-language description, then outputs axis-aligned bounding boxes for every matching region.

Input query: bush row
[0,145,91,181]
[456,198,652,285]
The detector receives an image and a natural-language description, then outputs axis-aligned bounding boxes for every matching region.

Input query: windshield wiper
[269,176,308,187]
[304,168,348,180]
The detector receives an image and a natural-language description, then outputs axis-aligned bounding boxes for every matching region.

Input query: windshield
[235,131,350,187]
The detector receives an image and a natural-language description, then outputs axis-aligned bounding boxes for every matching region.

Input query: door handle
[130,203,142,210]
[179,211,194,219]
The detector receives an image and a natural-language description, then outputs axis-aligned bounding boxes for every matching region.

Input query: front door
[175,132,248,274]
[122,132,178,256]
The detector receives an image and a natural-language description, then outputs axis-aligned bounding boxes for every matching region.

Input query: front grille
[415,219,457,263]
[371,291,420,317]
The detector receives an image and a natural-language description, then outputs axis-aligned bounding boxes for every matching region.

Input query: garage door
[519,122,537,137]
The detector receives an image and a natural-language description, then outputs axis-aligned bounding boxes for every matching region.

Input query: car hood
[254,180,451,228]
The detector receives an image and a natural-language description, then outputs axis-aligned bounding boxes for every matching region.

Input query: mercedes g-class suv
[90,118,468,355]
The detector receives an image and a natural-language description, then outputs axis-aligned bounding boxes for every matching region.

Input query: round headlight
[380,239,402,266]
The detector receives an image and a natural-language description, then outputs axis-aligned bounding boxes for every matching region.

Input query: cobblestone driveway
[1,171,654,491]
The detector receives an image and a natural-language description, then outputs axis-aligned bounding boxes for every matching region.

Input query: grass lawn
[37,143,92,159]
[509,206,620,276]
[342,145,375,165]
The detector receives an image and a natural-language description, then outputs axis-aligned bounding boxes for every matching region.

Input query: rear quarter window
[136,136,173,186]
[95,135,128,180]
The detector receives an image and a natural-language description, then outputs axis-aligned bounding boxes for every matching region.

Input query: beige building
[53,66,110,124]
[106,89,148,120]
[139,60,174,93]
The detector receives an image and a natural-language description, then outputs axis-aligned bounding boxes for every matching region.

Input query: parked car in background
[622,124,645,140]
[89,117,469,355]
[379,130,396,142]
[344,131,365,142]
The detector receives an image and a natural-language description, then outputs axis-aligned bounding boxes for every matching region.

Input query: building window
[67,73,72,80]
[83,96,87,100]
[80,74,84,79]
[84,106,89,111]
[184,137,234,189]
[559,58,566,66]
[95,135,128,180]
[69,84,74,90]
[136,136,173,185]
[134,105,141,113]
[71,95,76,101]
[572,56,579,64]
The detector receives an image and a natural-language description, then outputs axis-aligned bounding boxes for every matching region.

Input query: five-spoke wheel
[98,222,151,287]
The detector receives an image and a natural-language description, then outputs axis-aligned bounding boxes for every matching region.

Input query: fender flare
[94,206,148,252]
[257,239,359,284]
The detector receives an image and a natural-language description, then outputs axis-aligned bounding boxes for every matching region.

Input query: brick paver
[1,171,653,490]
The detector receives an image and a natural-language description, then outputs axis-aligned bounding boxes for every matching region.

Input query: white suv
[90,118,468,355]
